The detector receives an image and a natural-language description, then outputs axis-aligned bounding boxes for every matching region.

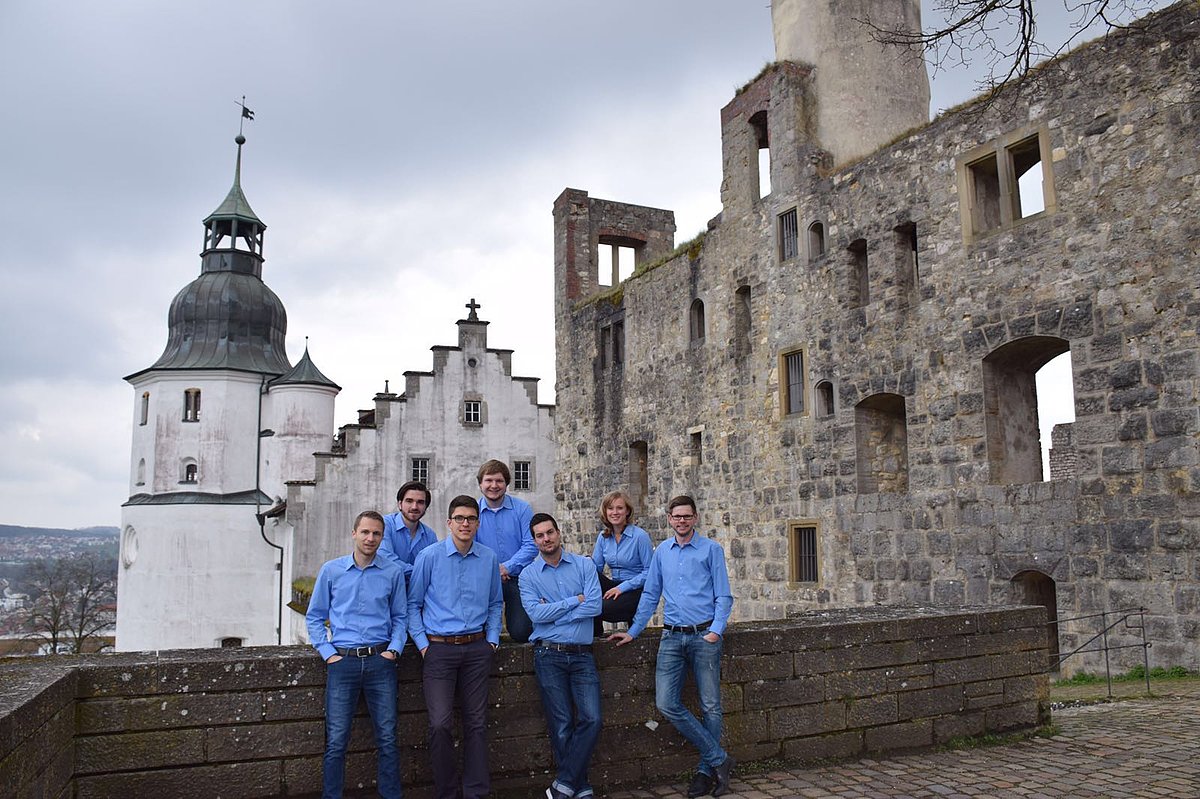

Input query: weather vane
[235,96,255,137]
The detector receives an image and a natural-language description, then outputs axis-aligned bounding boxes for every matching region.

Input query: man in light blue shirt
[610,495,735,798]
[520,512,602,799]
[380,480,438,579]
[306,510,407,799]
[407,495,503,799]
[475,459,538,642]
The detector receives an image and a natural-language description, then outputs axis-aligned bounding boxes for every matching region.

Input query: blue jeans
[534,646,602,796]
[502,577,533,642]
[655,630,727,775]
[323,653,401,798]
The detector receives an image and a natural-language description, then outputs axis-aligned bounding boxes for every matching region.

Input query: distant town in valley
[0,524,118,656]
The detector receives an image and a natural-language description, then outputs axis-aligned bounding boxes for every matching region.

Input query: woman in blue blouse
[591,490,653,637]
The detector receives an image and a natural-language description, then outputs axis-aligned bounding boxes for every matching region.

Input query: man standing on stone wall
[609,495,735,798]
[408,494,503,799]
[380,480,438,579]
[475,459,537,642]
[520,512,603,799]
[306,510,408,799]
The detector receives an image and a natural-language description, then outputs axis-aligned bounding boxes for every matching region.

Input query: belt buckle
[354,645,372,657]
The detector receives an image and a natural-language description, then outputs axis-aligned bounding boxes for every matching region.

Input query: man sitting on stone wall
[474,458,537,642]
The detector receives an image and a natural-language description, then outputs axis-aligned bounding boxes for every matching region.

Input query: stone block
[77,691,265,734]
[825,669,889,700]
[847,694,898,726]
[897,684,964,720]
[782,730,864,761]
[771,701,847,738]
[933,710,987,742]
[722,652,794,682]
[863,718,933,751]
[73,761,282,799]
[205,720,324,762]
[74,728,207,775]
[1150,408,1197,436]
[744,676,823,709]
[984,702,1042,732]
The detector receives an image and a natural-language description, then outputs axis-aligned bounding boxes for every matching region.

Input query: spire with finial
[201,104,266,277]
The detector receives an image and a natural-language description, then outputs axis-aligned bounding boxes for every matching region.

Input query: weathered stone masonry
[553,3,1200,672]
[1,606,1048,798]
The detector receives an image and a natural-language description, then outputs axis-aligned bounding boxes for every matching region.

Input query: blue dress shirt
[591,524,653,593]
[519,550,602,645]
[628,533,733,639]
[407,536,503,649]
[305,554,408,661]
[476,494,538,576]
[379,514,439,578]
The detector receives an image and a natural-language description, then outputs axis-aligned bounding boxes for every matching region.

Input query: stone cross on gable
[465,298,481,321]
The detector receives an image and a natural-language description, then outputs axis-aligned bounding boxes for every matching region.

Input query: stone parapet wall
[1,606,1048,798]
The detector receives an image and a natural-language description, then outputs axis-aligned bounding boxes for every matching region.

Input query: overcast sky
[0,1,1165,528]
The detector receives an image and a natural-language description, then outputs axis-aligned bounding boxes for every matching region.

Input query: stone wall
[1,606,1048,798]
[552,2,1200,672]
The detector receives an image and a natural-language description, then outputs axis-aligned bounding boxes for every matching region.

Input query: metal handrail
[1053,606,1152,697]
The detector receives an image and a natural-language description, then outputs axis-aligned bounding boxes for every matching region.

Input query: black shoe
[686,771,714,798]
[711,755,735,797]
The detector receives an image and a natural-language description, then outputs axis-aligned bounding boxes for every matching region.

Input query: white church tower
[117,134,339,651]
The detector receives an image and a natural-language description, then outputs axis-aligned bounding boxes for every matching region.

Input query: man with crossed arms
[520,512,602,799]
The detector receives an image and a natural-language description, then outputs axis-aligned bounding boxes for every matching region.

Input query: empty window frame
[463,399,482,425]
[411,457,430,484]
[788,524,819,583]
[512,460,532,491]
[958,125,1056,240]
[778,208,799,261]
[689,299,706,343]
[780,349,806,415]
[848,239,869,307]
[181,460,198,484]
[815,380,835,417]
[135,458,146,486]
[183,388,201,422]
[808,221,826,260]
[749,110,770,199]
[220,637,243,648]
[612,320,625,365]
[139,392,150,426]
[894,222,919,304]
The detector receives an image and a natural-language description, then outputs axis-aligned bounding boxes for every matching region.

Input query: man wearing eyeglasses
[608,495,735,798]
[407,495,503,799]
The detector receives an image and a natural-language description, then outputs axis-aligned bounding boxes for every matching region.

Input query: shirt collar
[442,536,480,558]
[478,494,514,513]
[668,532,702,549]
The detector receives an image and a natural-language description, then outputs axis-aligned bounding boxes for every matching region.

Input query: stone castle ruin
[552,0,1199,671]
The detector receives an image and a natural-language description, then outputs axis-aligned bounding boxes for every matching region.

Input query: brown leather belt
[427,631,485,644]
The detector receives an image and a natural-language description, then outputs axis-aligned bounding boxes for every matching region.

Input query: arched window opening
[816,381,835,417]
[135,458,146,487]
[139,392,150,426]
[808,221,826,260]
[689,299,706,344]
[181,460,198,484]
[1011,570,1060,670]
[220,637,244,648]
[855,393,908,493]
[983,337,1072,484]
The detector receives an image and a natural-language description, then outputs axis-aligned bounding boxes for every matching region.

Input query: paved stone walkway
[607,684,1200,798]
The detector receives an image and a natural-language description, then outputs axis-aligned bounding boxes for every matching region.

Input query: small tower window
[778,209,799,261]
[781,349,806,416]
[848,239,869,308]
[808,221,826,260]
[139,392,150,426]
[411,457,430,484]
[135,458,146,487]
[181,460,198,484]
[183,388,201,422]
[816,380,835,418]
[220,637,243,648]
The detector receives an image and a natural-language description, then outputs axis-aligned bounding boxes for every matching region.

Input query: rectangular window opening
[690,431,703,465]
[513,460,532,491]
[613,321,625,365]
[463,400,482,425]
[967,153,1002,234]
[848,239,869,308]
[782,350,805,415]
[183,389,201,423]
[1009,135,1044,219]
[788,525,819,583]
[597,243,613,287]
[778,209,799,261]
[411,457,430,484]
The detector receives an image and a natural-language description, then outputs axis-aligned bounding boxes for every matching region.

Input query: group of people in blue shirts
[305,459,736,799]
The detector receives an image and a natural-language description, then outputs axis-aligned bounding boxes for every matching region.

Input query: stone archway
[1011,570,1060,670]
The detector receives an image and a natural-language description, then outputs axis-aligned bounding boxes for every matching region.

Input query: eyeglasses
[449,515,480,525]
[669,514,695,521]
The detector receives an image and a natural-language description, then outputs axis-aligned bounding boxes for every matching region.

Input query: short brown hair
[353,510,385,530]
[396,481,431,505]
[477,459,511,485]
[667,495,697,515]
[448,494,478,517]
[599,490,635,537]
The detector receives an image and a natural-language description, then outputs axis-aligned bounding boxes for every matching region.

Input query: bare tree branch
[24,553,115,654]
